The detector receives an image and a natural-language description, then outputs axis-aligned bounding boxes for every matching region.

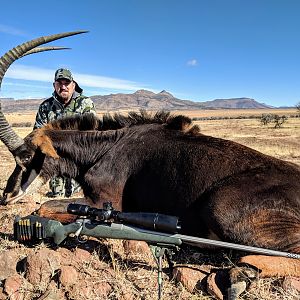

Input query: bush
[260,114,288,128]
[296,102,300,111]
[11,122,33,127]
[260,114,274,126]
[273,115,287,128]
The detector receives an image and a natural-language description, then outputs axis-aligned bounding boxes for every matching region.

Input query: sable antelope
[0,31,299,298]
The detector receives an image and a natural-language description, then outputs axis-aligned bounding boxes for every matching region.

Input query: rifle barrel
[173,234,300,259]
[117,226,300,258]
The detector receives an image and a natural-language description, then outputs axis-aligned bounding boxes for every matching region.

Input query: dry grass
[3,107,298,122]
[194,117,300,165]
[0,109,299,299]
[5,109,299,163]
[174,108,298,118]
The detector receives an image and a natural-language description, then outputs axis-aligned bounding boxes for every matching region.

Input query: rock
[25,248,61,287]
[206,271,230,300]
[123,240,150,255]
[283,276,300,294]
[122,240,153,264]
[227,281,247,300]
[173,266,207,293]
[207,272,224,300]
[118,289,135,300]
[59,266,78,287]
[238,255,300,277]
[52,246,114,300]
[227,266,257,300]
[56,247,92,268]
[4,274,23,300]
[0,251,18,280]
[89,281,112,298]
[71,248,93,265]
[56,246,108,271]
[65,276,112,300]
[37,281,66,300]
[4,274,29,300]
[0,288,7,300]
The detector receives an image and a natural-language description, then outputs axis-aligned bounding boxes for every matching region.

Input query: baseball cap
[54,68,83,93]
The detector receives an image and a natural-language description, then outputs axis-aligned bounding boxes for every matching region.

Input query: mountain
[199,98,274,109]
[90,90,272,111]
[0,99,42,112]
[90,90,205,111]
[0,90,273,113]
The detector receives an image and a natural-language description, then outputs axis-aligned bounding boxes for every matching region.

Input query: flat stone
[173,266,207,293]
[65,276,112,299]
[59,266,78,287]
[37,281,66,300]
[207,272,224,300]
[0,288,7,300]
[122,240,153,264]
[4,274,25,300]
[56,247,91,268]
[0,251,18,280]
[283,276,300,293]
[238,255,300,277]
[25,248,61,287]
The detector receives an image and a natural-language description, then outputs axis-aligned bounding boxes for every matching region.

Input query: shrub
[11,122,33,127]
[260,114,288,128]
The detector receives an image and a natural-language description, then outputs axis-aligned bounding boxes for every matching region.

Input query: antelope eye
[22,155,32,164]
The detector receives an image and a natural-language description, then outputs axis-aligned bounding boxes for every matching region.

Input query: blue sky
[1,0,300,107]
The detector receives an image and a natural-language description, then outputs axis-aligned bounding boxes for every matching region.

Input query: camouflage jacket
[34,91,96,129]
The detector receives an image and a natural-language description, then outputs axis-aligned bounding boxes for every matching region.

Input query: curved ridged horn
[22,46,71,57]
[0,30,88,153]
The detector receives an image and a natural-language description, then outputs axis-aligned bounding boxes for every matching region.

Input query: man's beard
[59,90,70,101]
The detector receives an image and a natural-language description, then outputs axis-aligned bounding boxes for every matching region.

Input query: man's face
[53,79,76,103]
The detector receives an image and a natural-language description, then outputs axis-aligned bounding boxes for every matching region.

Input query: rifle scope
[67,202,181,233]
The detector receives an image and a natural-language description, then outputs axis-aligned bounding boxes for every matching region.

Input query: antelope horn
[0,30,88,153]
[22,46,71,57]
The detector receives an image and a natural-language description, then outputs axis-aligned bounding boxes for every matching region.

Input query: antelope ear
[32,129,60,159]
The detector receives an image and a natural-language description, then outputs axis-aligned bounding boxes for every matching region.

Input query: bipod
[149,244,178,300]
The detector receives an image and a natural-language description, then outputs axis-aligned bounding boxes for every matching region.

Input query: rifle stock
[14,215,182,246]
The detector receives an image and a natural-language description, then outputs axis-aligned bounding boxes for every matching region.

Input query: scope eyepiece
[67,203,90,216]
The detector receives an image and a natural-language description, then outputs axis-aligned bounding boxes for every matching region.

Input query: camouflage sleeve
[33,104,48,129]
[81,97,96,115]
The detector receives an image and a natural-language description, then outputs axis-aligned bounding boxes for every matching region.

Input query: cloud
[0,24,27,36]
[4,81,50,89]
[187,59,198,66]
[5,64,148,91]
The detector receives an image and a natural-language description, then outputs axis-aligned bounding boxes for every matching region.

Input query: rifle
[14,202,182,245]
[14,202,300,299]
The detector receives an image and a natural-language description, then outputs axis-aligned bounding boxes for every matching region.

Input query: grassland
[3,108,300,165]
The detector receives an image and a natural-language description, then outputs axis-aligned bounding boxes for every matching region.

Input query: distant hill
[1,99,42,112]
[90,90,273,110]
[90,90,204,111]
[199,97,274,109]
[0,89,274,113]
